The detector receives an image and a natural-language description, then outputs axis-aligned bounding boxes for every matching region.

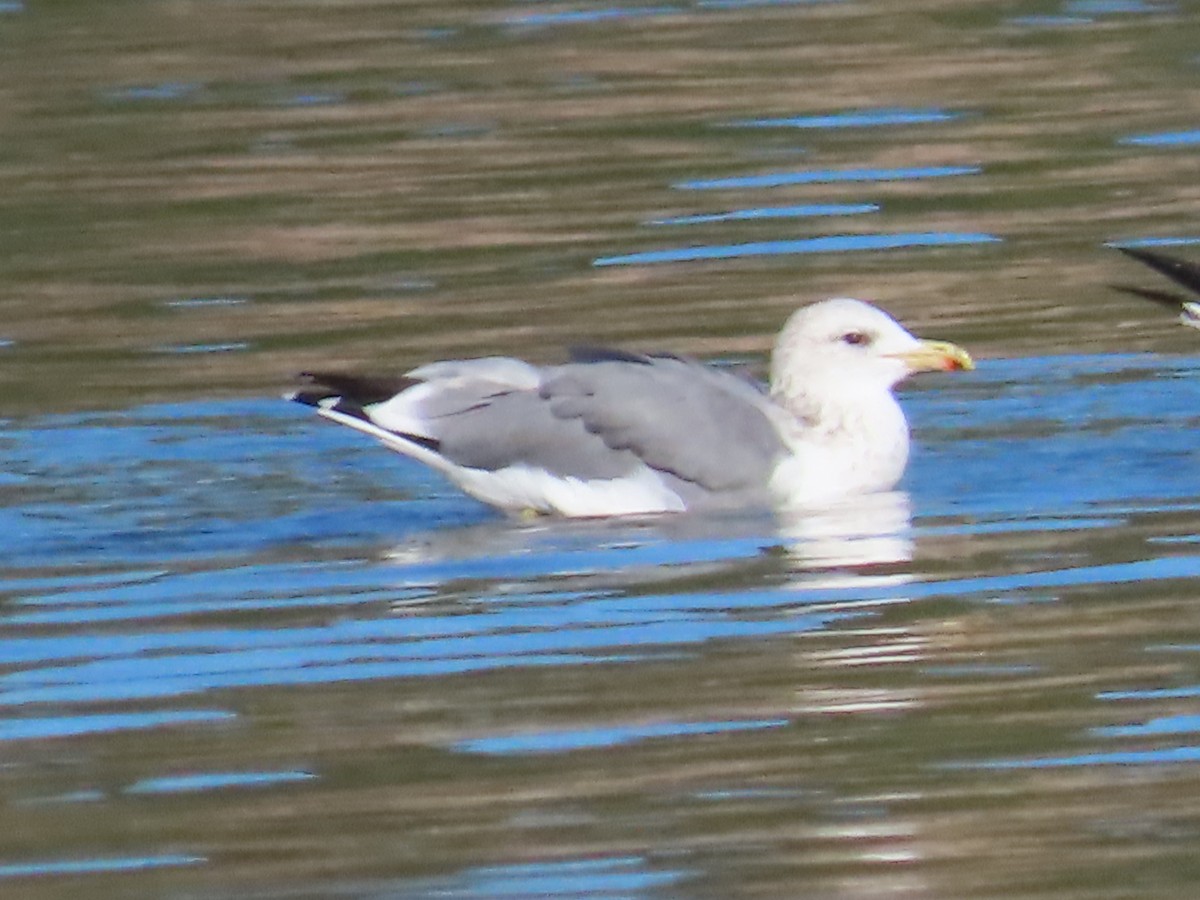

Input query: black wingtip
[287,372,443,452]
[1113,245,1200,299]
[287,388,326,409]
[292,371,418,406]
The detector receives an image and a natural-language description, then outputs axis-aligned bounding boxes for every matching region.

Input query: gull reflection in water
[381,488,914,600]
[775,489,913,571]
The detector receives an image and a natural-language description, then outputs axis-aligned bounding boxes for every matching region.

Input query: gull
[1115,245,1200,329]
[289,298,972,517]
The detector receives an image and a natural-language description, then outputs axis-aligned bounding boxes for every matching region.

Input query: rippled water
[5,0,1200,897]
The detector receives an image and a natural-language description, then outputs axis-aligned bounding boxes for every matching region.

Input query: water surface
[5,1,1200,898]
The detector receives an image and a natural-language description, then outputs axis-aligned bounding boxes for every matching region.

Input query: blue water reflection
[0,606,848,708]
[503,0,844,27]
[164,296,250,308]
[1110,236,1200,248]
[125,770,316,794]
[698,0,842,7]
[0,710,235,741]
[15,790,106,806]
[0,854,205,879]
[454,717,788,754]
[1010,0,1172,22]
[1008,15,1093,26]
[674,164,981,190]
[1065,0,1172,12]
[946,746,1200,770]
[1101,684,1200,700]
[593,231,1000,266]
[647,203,878,225]
[1093,714,1200,738]
[405,856,690,898]
[729,108,959,129]
[151,342,250,355]
[1121,129,1200,147]
[502,6,683,27]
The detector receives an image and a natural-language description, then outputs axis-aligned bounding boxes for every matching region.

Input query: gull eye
[841,331,871,347]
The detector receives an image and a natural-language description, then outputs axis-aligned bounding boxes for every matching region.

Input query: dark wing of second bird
[1114,245,1200,324]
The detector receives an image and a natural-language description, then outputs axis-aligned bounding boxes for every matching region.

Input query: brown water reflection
[5,1,1200,898]
[2,0,1199,414]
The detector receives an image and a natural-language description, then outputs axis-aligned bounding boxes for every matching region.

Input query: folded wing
[296,350,788,504]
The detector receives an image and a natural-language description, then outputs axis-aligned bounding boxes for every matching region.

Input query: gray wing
[427,353,788,492]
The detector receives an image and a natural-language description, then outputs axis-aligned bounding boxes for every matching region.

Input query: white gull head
[767,297,973,506]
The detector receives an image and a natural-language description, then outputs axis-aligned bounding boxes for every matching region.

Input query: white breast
[767,393,910,507]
